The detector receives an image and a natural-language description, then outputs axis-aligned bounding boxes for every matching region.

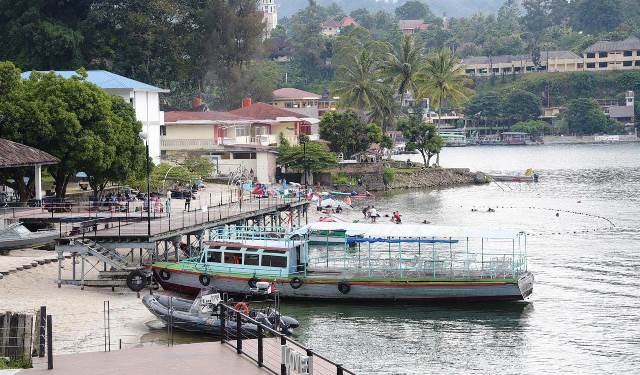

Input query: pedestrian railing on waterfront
[218,302,355,375]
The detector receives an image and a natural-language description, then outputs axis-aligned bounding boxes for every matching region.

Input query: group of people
[361,206,403,224]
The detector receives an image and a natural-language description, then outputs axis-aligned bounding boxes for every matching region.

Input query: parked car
[170,190,194,199]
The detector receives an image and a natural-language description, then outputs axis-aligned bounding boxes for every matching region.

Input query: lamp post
[139,132,151,237]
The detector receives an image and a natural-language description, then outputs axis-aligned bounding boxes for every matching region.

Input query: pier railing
[219,302,355,375]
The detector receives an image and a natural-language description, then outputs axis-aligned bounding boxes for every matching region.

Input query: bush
[383,167,396,185]
[0,357,32,369]
[333,172,357,186]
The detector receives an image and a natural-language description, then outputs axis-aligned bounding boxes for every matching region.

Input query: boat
[151,223,534,302]
[0,222,59,251]
[142,289,299,337]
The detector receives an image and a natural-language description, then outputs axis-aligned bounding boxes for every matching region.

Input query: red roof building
[398,20,430,35]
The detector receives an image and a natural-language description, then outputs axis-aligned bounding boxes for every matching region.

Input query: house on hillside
[271,88,321,117]
[398,20,429,35]
[321,17,359,37]
[21,70,168,164]
[583,36,640,71]
[161,100,320,183]
[460,51,582,76]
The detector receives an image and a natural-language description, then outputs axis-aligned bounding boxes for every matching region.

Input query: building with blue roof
[22,70,169,164]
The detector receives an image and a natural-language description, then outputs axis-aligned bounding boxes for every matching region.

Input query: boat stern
[518,272,534,299]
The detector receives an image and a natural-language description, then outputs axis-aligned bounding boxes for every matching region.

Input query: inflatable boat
[142,293,299,337]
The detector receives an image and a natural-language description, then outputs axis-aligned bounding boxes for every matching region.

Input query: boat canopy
[307,222,522,240]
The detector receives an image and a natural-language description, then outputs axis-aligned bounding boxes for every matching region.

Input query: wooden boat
[152,223,534,302]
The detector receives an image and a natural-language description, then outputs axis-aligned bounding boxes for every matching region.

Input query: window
[599,62,608,68]
[235,126,249,137]
[624,50,633,57]
[261,255,287,268]
[577,63,584,69]
[254,126,269,136]
[160,125,166,136]
[233,152,256,160]
[624,61,632,67]
[636,61,640,66]
[465,69,475,74]
[586,53,596,59]
[492,68,499,73]
[244,254,260,266]
[587,63,596,69]
[599,52,608,58]
[206,251,222,263]
[223,252,242,264]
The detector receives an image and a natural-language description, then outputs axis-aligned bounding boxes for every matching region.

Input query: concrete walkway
[23,342,270,375]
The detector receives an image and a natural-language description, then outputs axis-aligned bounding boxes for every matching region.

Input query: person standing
[369,206,378,223]
[184,194,191,211]
[166,190,172,215]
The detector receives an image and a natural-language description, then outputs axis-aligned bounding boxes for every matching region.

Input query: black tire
[289,277,304,289]
[127,270,147,292]
[248,277,258,288]
[158,269,171,281]
[199,274,211,287]
[338,282,351,294]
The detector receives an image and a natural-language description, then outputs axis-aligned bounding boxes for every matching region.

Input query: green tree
[511,120,552,137]
[333,50,385,116]
[501,89,542,123]
[383,35,423,105]
[319,111,386,157]
[182,157,214,180]
[277,141,337,184]
[415,49,472,113]
[397,112,443,168]
[571,0,623,35]
[565,98,617,135]
[395,1,434,22]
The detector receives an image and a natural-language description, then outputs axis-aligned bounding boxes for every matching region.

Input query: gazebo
[0,139,59,201]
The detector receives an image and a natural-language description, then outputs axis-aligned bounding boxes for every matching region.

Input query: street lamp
[139,131,151,237]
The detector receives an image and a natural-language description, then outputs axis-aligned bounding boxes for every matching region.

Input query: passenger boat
[151,223,534,302]
[0,222,59,251]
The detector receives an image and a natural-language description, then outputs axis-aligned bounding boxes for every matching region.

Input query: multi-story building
[270,88,336,118]
[461,37,640,76]
[259,0,277,32]
[21,70,168,164]
[582,36,640,71]
[461,51,582,76]
[161,100,319,182]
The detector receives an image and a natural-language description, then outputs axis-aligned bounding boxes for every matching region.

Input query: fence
[0,307,52,369]
[219,302,354,375]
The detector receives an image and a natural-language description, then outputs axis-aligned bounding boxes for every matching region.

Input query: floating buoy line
[463,205,617,237]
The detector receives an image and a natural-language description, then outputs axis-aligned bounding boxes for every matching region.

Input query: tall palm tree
[415,49,473,165]
[333,50,385,117]
[367,85,399,132]
[383,35,423,105]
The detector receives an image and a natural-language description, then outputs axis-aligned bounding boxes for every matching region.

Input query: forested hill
[277,0,506,18]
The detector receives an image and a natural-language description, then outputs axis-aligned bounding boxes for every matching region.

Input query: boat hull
[152,265,534,302]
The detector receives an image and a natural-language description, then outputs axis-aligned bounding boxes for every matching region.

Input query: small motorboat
[0,222,59,251]
[142,288,299,337]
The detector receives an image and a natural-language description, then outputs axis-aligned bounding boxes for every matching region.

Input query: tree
[397,112,443,168]
[182,157,214,180]
[333,50,385,116]
[415,49,472,112]
[501,89,542,123]
[571,0,623,35]
[277,141,337,184]
[319,111,381,157]
[395,1,434,22]
[565,98,618,135]
[383,35,423,105]
[511,120,552,137]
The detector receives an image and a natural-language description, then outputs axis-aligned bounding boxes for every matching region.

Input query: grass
[0,357,32,369]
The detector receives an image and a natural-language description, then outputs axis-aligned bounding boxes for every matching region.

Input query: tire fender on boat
[248,277,258,288]
[158,269,171,281]
[127,270,147,292]
[337,282,351,294]
[289,277,304,289]
[199,274,211,286]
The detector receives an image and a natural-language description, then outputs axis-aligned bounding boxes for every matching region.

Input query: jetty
[0,193,310,289]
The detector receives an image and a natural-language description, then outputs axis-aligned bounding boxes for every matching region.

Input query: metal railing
[219,302,355,375]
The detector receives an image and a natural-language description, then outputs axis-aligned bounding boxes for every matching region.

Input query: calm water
[281,143,640,374]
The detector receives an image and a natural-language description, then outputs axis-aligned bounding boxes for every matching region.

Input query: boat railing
[219,302,355,375]
[186,261,289,277]
[307,238,527,280]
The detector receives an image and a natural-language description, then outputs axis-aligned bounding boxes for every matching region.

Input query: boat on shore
[0,222,59,251]
[152,223,534,302]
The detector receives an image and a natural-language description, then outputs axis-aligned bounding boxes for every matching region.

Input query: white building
[21,70,168,164]
[260,0,277,33]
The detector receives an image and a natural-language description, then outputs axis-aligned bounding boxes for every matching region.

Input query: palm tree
[367,85,399,132]
[333,50,384,117]
[383,35,423,106]
[415,49,473,165]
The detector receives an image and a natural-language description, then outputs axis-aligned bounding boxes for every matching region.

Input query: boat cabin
[197,240,307,276]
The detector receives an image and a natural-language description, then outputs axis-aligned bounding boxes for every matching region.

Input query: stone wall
[387,168,488,190]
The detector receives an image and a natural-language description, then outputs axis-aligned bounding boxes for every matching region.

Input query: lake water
[280,143,640,374]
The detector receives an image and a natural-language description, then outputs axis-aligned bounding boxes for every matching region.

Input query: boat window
[223,252,242,264]
[206,251,222,263]
[244,247,258,252]
[244,254,260,266]
[224,246,242,251]
[261,255,287,268]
